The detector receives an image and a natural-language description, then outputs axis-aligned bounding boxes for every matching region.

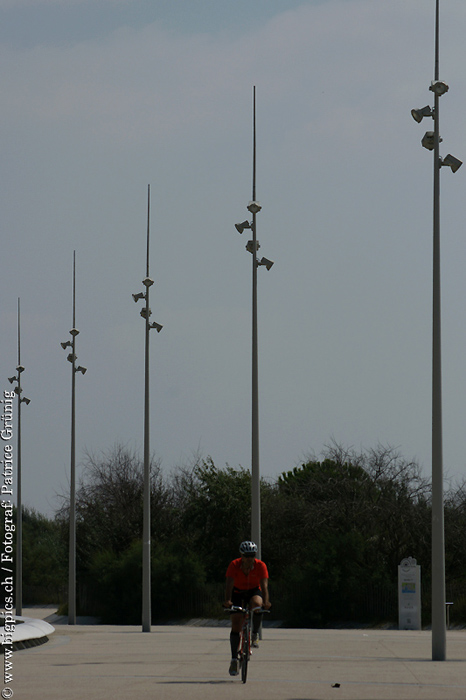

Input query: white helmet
[239,541,258,555]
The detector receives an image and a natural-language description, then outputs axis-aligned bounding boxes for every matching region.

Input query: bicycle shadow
[159,680,243,685]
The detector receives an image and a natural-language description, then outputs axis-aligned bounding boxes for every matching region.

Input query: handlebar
[224,605,247,614]
[223,605,270,614]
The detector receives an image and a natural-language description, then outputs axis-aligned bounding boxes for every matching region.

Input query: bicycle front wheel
[241,629,249,683]
[241,649,249,683]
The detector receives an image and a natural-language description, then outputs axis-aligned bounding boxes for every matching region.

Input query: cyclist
[224,540,271,676]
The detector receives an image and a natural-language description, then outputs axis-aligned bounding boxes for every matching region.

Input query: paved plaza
[10,608,466,700]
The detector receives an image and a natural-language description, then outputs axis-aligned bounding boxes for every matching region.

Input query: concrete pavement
[10,608,466,700]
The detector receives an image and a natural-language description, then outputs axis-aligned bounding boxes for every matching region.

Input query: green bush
[152,545,207,621]
[85,541,208,623]
[86,541,143,623]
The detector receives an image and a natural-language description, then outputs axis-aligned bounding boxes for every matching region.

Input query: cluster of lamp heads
[60,328,87,374]
[411,80,462,173]
[132,278,163,332]
[235,201,274,271]
[8,366,31,404]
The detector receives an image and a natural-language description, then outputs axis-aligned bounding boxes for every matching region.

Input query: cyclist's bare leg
[249,594,263,610]
[249,595,263,638]
[231,612,244,634]
[230,611,244,663]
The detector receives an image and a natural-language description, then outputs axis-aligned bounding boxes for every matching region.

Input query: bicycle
[225,605,268,683]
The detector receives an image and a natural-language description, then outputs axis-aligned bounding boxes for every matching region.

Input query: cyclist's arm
[260,578,271,608]
[225,576,235,607]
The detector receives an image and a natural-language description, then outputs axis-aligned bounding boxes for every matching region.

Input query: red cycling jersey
[225,558,268,591]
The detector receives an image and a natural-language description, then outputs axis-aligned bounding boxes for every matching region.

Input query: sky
[1,0,466,518]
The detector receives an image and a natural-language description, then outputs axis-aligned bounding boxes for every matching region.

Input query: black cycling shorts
[232,587,262,607]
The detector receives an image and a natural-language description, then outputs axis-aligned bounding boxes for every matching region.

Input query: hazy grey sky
[2,0,466,517]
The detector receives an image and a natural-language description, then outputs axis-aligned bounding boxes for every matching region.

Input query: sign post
[398,557,422,630]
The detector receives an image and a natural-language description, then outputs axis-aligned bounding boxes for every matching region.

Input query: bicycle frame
[226,605,264,684]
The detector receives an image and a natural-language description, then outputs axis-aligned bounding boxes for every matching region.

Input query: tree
[272,442,430,624]
[172,458,254,580]
[56,444,173,559]
[56,444,179,617]
[11,508,67,605]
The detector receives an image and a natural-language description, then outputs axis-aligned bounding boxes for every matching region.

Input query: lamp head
[70,328,80,337]
[258,257,274,271]
[21,397,31,405]
[247,201,262,215]
[132,292,145,302]
[76,366,87,375]
[7,376,16,384]
[61,340,72,349]
[235,220,252,234]
[421,131,435,151]
[67,353,77,363]
[430,80,449,97]
[142,277,154,288]
[246,240,260,254]
[150,322,163,333]
[16,365,25,373]
[442,153,463,173]
[140,307,152,319]
[411,105,433,123]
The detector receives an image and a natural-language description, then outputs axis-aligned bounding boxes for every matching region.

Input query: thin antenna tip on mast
[434,0,440,81]
[146,184,151,278]
[252,86,256,202]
